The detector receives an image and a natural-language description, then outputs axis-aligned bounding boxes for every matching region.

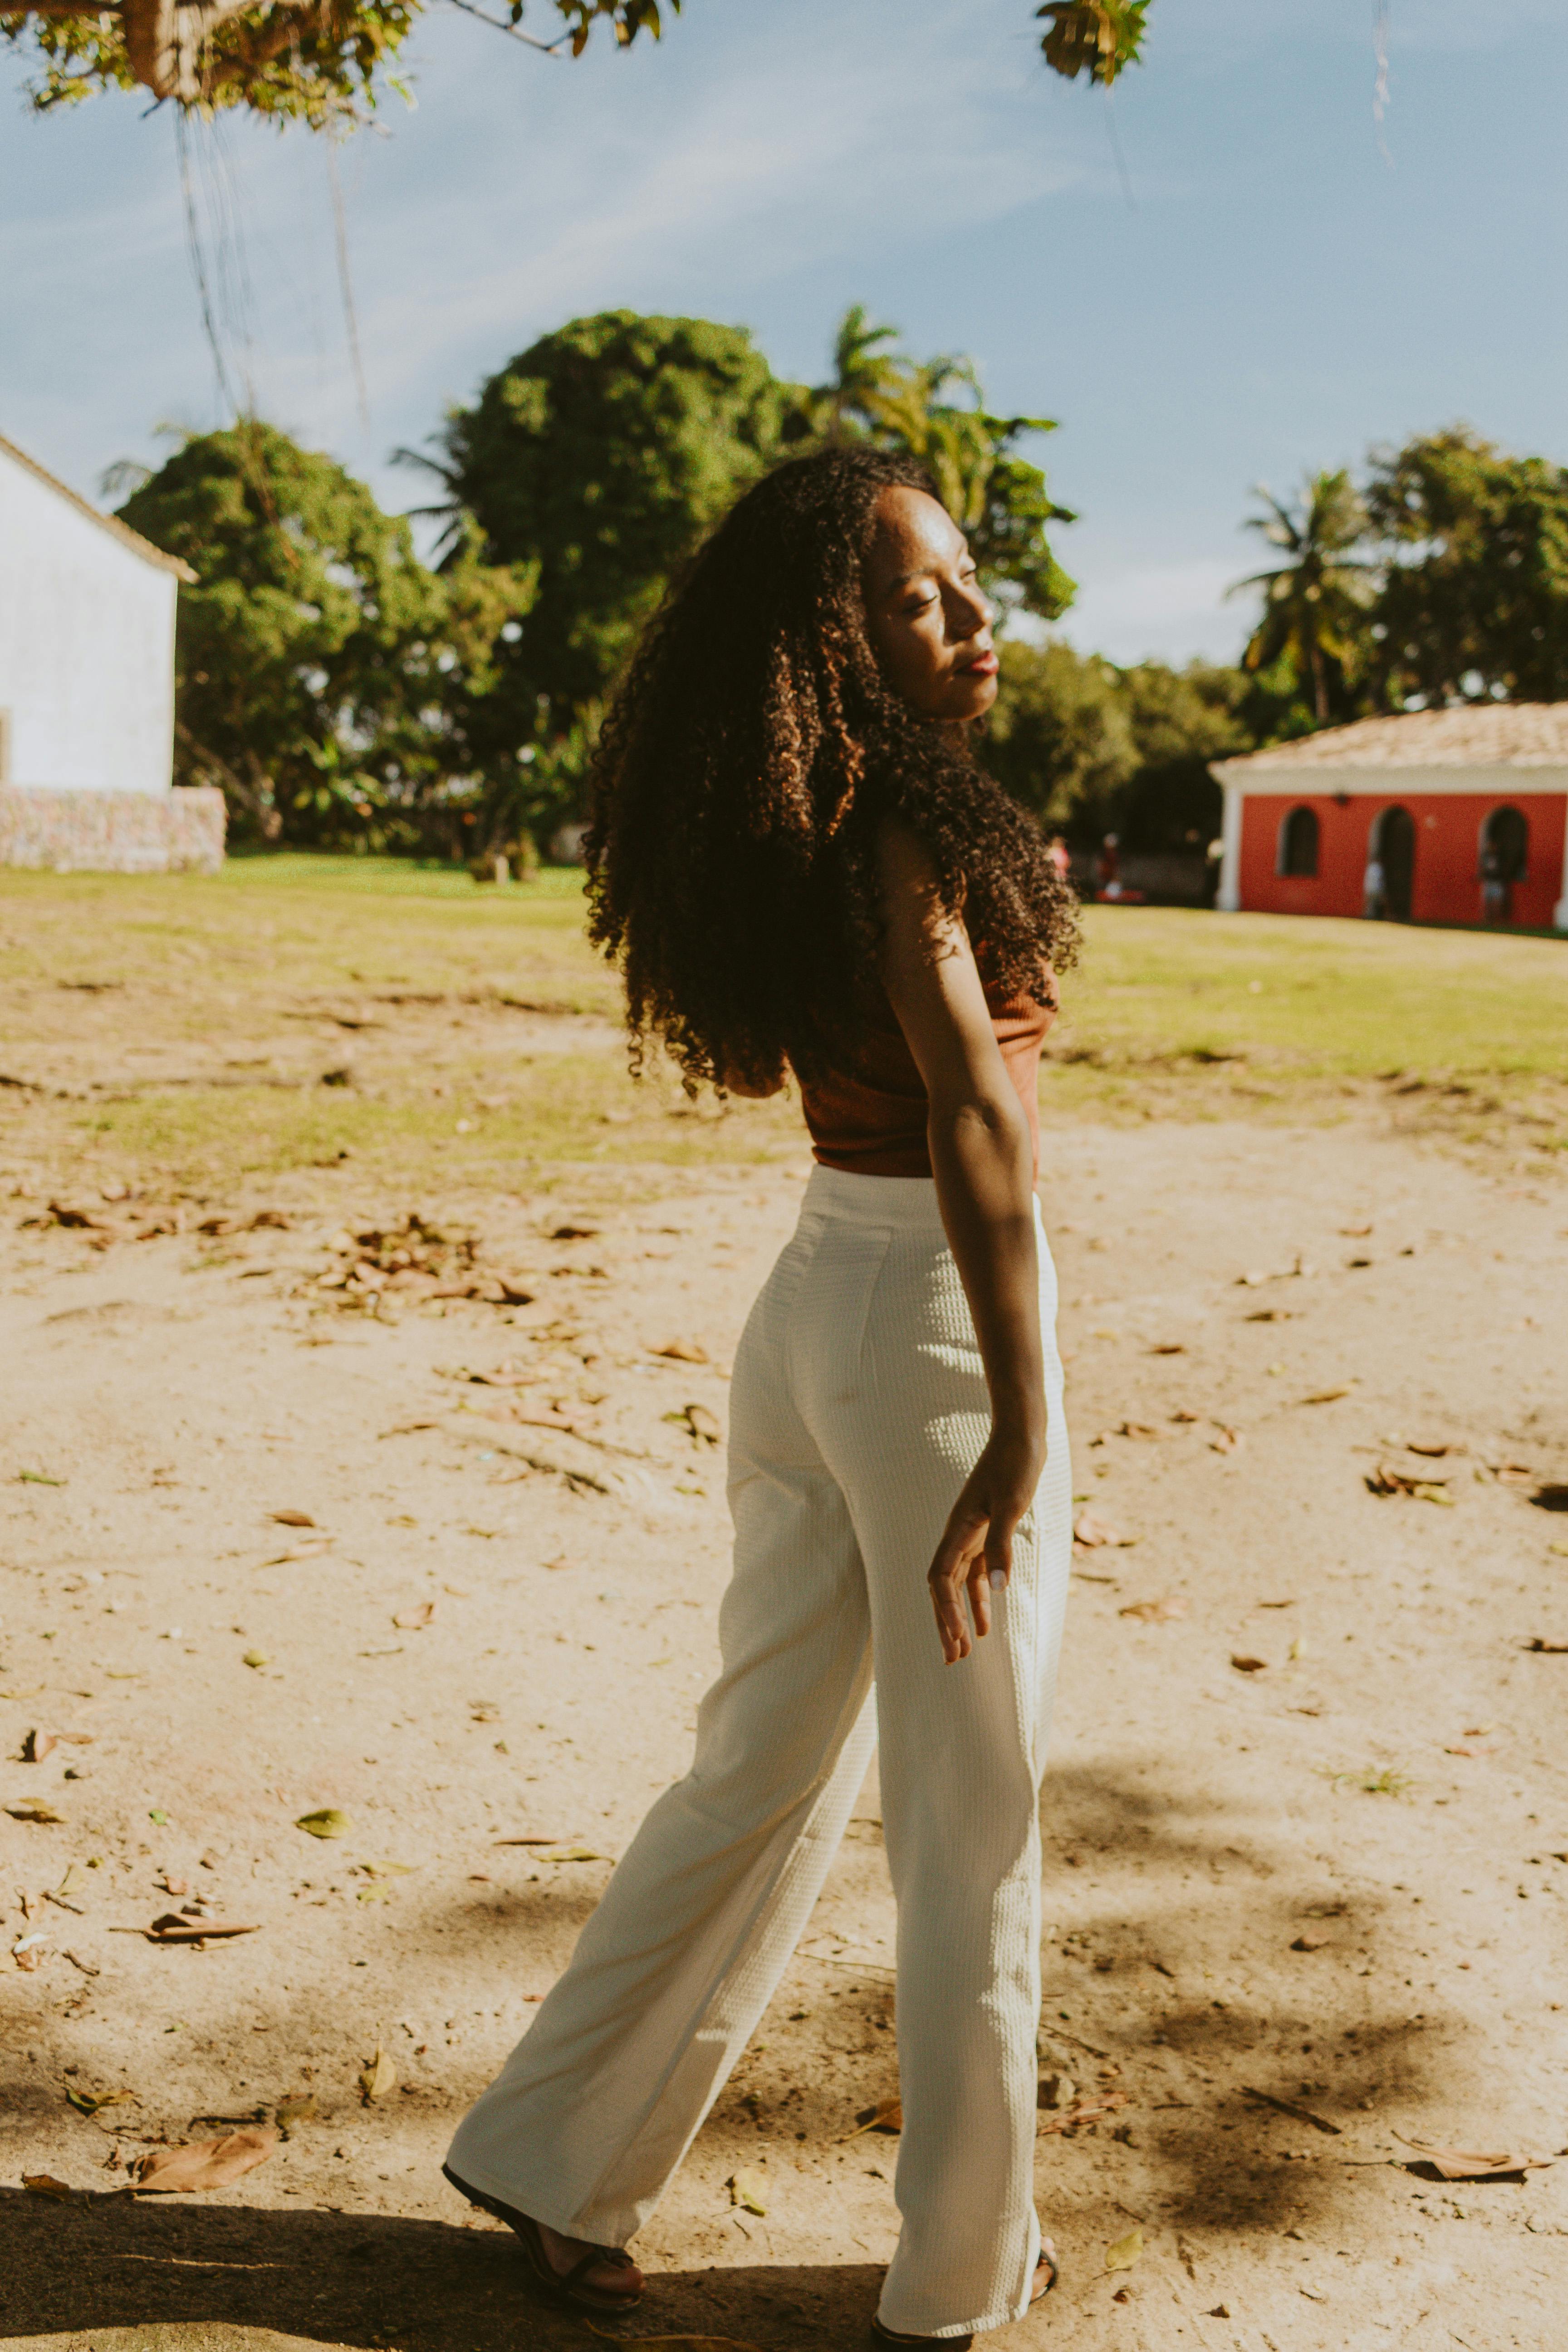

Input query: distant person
[442,447,1074,2343]
[1362,852,1387,921]
[1095,831,1122,900]
[1480,842,1509,925]
[1048,830,1071,882]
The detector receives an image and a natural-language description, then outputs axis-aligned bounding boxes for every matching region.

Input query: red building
[1212,705,1568,933]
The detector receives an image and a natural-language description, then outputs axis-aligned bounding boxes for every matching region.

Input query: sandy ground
[3,1109,1568,2352]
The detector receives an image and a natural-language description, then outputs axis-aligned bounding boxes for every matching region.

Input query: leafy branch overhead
[1036,0,1149,88]
[0,0,1154,123]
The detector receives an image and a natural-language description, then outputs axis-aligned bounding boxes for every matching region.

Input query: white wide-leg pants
[447,1165,1073,2339]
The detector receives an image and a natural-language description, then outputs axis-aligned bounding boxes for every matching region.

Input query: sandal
[441,2161,644,2314]
[869,2239,1058,2345]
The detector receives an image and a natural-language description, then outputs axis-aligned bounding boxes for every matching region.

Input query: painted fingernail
[989,1568,1006,1590]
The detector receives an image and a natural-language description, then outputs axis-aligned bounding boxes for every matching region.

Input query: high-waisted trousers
[446,1164,1073,2340]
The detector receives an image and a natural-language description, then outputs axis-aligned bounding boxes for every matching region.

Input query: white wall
[0,445,178,796]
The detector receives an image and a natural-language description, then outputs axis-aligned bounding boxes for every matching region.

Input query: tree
[804,323,1076,622]
[1036,0,1150,87]
[982,640,1136,833]
[403,311,796,847]
[2,0,1154,127]
[1113,658,1254,849]
[1230,470,1375,723]
[118,419,530,847]
[1365,427,1568,706]
[405,304,1076,853]
[981,640,1253,851]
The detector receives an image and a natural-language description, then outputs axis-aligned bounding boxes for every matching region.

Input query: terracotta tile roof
[1216,703,1568,774]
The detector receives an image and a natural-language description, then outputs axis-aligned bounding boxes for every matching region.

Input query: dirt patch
[2,1110,1566,2350]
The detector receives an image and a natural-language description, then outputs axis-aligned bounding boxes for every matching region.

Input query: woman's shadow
[0,2187,884,2350]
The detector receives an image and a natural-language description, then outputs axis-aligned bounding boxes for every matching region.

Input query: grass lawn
[1,856,1564,1198]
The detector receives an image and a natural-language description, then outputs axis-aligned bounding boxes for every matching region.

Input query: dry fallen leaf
[1526,1637,1568,1654]
[1291,1933,1330,1952]
[262,1540,332,1565]
[1299,1385,1355,1406]
[5,1800,64,1824]
[1148,1343,1186,1355]
[843,2098,903,2140]
[64,2084,134,2116]
[270,1509,315,1528]
[143,1913,260,1944]
[1073,1509,1136,1549]
[359,2047,397,2102]
[1367,1463,1453,1502]
[1104,2227,1144,2273]
[651,1339,708,1363]
[1039,2091,1129,2138]
[1119,1596,1189,1625]
[535,1844,609,1863]
[584,2331,764,2352]
[134,2127,278,2193]
[295,1808,351,1839]
[275,2093,317,2134]
[728,2165,769,2215]
[242,1651,270,1670]
[685,1403,723,1445]
[391,1601,436,1631]
[1230,1653,1269,1674]
[22,2174,74,2200]
[1210,1426,1242,1453]
[1392,2132,1553,2181]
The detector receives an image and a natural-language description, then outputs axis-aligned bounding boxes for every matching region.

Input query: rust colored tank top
[796,968,1058,1180]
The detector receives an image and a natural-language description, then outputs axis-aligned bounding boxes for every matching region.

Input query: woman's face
[862,486,998,722]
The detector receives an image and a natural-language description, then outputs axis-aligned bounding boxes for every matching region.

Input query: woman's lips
[957,651,999,677]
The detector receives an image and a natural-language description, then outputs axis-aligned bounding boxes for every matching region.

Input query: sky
[3,0,1566,664]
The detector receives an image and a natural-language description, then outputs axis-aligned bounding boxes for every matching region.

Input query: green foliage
[1,0,414,123]
[1228,432,1568,722]
[2,0,1148,124]
[411,311,794,844]
[1036,1,1150,87]
[801,311,1076,621]
[414,303,1075,848]
[1365,427,1568,706]
[118,419,531,848]
[983,639,1253,849]
[1232,470,1375,723]
[429,313,792,719]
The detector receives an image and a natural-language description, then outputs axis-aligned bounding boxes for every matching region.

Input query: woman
[444,445,1078,2346]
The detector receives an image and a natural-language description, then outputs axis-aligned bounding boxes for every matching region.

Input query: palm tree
[1230,470,1374,722]
[810,306,905,442]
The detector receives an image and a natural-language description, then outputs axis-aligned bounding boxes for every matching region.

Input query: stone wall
[0,785,225,875]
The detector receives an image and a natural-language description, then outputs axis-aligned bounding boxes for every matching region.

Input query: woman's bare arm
[877,823,1045,1664]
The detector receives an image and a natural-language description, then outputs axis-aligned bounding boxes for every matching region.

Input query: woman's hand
[927,1418,1046,1665]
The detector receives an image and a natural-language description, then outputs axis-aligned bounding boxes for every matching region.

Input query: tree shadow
[0,2191,882,2352]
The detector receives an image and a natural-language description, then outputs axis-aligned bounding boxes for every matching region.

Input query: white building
[0,432,224,872]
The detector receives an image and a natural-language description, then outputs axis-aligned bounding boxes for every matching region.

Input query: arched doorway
[1278,804,1319,877]
[1373,805,1416,921]
[1479,804,1529,923]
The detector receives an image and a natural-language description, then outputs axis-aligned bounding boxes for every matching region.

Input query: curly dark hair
[585,443,1078,1090]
